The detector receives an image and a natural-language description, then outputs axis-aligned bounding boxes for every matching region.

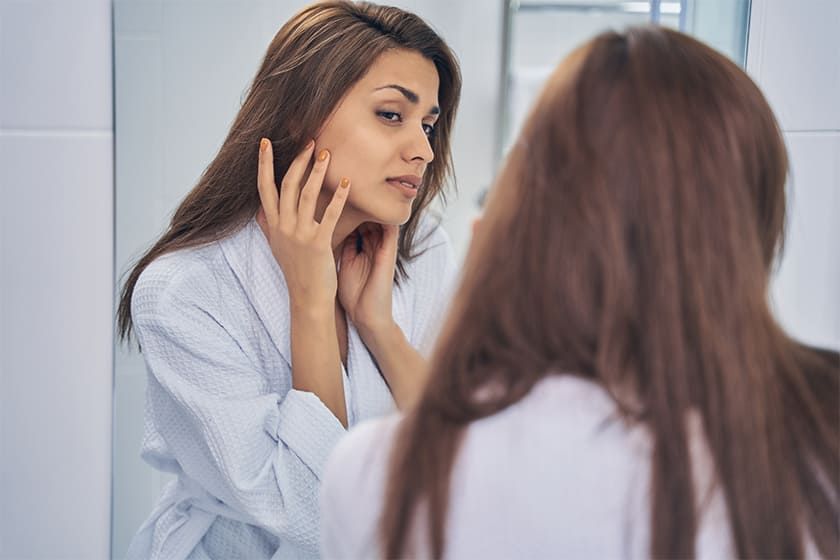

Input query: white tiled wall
[0,0,113,558]
[748,0,840,350]
[747,0,840,132]
[0,0,112,130]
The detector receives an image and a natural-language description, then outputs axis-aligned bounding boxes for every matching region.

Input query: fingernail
[340,177,350,188]
[260,138,269,153]
[318,149,329,162]
[306,139,315,149]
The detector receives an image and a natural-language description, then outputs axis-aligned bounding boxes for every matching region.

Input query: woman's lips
[385,175,421,198]
[386,178,419,198]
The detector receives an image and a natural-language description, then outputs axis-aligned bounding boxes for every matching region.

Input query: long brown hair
[117,1,461,342]
[382,26,839,558]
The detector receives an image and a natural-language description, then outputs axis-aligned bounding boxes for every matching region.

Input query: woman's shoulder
[324,414,403,493]
[462,375,650,470]
[326,414,402,483]
[132,242,230,323]
[473,375,623,427]
[326,375,638,488]
[321,414,403,556]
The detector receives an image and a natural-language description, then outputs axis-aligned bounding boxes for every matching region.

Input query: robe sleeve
[132,271,345,554]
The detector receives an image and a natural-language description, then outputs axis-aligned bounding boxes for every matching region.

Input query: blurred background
[0,0,837,558]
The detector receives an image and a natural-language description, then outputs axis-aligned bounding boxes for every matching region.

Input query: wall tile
[0,0,112,129]
[0,133,113,557]
[748,0,840,131]
[114,0,161,37]
[771,132,840,350]
[111,370,163,558]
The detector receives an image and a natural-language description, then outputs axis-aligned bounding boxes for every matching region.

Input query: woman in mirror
[321,26,839,559]
[116,2,460,558]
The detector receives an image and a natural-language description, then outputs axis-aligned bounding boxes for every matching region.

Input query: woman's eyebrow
[374,84,441,115]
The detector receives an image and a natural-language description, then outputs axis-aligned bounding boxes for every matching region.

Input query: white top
[321,375,740,559]
[125,216,457,560]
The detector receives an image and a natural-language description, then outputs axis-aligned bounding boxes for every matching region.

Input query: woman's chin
[364,206,413,227]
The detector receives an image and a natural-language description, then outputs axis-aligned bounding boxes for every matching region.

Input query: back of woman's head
[383,26,838,559]
[118,1,461,341]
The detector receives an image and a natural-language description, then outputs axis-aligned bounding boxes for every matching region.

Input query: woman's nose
[404,126,434,164]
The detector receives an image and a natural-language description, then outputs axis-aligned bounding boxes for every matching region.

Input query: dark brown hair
[117,1,461,341]
[382,26,839,558]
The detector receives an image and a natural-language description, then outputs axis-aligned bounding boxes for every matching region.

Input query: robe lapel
[218,217,293,368]
[217,216,407,420]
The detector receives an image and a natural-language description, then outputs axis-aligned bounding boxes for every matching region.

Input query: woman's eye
[377,111,434,137]
[377,111,401,123]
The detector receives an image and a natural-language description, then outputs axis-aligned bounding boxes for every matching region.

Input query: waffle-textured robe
[125,216,457,559]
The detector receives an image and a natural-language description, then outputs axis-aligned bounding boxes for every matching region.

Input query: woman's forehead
[358,50,440,105]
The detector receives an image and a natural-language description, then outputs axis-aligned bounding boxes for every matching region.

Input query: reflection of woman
[322,27,839,559]
[116,2,460,558]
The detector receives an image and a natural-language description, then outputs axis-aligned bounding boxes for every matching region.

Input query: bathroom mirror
[111,1,750,556]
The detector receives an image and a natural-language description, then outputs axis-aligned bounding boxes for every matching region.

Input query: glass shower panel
[499,0,751,157]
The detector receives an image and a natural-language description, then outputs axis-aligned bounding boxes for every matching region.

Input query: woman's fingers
[318,177,351,243]
[257,138,280,226]
[259,139,348,243]
[278,139,316,225]
[373,225,398,263]
[298,148,330,224]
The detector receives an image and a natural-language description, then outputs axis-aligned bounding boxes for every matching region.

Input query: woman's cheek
[322,154,352,191]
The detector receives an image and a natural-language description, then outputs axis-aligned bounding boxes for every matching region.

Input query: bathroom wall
[0,1,836,558]
[0,0,113,558]
[748,0,840,350]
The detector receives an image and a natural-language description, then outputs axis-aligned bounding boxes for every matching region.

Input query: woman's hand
[338,222,399,337]
[339,222,431,408]
[257,138,350,311]
[257,137,351,425]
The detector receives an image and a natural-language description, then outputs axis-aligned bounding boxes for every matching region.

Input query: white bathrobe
[125,215,457,560]
[321,375,745,559]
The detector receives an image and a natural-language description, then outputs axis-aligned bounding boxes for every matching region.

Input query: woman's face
[315,48,440,226]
